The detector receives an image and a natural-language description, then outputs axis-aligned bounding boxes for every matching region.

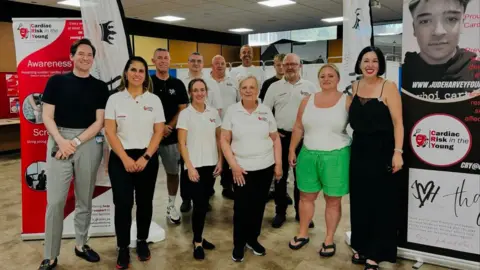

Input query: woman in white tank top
[287,64,352,257]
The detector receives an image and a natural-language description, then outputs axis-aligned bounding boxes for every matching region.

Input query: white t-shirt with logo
[105,90,165,150]
[210,74,240,119]
[181,74,223,110]
[230,65,265,90]
[263,78,319,131]
[177,104,221,169]
[222,102,277,171]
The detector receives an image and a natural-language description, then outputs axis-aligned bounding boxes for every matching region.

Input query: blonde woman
[288,64,351,257]
[105,56,165,269]
[221,75,282,262]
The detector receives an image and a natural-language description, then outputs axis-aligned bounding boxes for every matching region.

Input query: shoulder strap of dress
[354,80,360,96]
[379,80,388,98]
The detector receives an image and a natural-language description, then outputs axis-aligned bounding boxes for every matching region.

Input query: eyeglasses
[283,63,299,67]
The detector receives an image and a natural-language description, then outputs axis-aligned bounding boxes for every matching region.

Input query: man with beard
[230,45,265,91]
[263,53,318,229]
[402,0,480,100]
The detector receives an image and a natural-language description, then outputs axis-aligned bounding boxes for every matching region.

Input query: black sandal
[352,253,366,264]
[288,236,310,250]
[364,262,379,270]
[319,242,336,257]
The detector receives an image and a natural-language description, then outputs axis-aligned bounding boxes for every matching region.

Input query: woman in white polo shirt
[104,56,165,270]
[177,78,222,260]
[221,75,282,263]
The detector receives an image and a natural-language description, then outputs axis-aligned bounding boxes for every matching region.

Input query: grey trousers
[44,127,103,260]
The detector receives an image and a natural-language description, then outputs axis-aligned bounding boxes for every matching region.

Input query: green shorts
[296,145,350,196]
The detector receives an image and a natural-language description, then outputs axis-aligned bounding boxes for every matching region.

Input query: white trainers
[167,205,181,224]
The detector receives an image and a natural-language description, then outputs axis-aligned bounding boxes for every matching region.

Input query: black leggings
[108,149,159,248]
[233,165,274,248]
[187,166,216,243]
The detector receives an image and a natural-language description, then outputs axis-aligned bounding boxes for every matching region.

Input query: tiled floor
[0,153,447,270]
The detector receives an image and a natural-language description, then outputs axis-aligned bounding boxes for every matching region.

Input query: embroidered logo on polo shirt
[258,117,268,122]
[143,106,153,112]
[209,118,216,123]
[300,90,310,96]
[226,82,233,86]
[117,115,127,119]
[169,89,176,95]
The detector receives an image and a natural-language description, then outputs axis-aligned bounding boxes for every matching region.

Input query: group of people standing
[38,38,404,270]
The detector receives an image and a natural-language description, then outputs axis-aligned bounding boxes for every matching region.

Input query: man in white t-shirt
[263,53,318,229]
[181,52,223,116]
[229,45,265,90]
[210,55,239,200]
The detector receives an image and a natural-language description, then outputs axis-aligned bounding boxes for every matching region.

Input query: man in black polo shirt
[151,48,189,224]
[39,38,109,270]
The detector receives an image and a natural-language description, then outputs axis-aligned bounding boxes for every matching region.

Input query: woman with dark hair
[177,78,223,260]
[349,46,404,270]
[104,56,165,269]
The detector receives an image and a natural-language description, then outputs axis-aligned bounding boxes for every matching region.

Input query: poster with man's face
[400,0,480,264]
[402,0,480,101]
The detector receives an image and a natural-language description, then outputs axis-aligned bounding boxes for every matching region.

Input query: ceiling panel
[8,0,403,33]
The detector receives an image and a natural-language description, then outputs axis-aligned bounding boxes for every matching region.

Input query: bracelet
[394,148,403,154]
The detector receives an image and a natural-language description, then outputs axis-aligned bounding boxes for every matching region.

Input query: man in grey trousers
[38,38,110,270]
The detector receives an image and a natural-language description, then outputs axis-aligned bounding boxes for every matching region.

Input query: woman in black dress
[349,46,404,270]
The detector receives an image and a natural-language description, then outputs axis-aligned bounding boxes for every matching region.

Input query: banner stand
[344,232,480,270]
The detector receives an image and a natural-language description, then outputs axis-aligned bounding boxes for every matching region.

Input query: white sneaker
[167,205,181,224]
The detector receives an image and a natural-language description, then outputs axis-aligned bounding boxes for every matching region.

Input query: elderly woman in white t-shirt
[177,78,222,260]
[221,75,282,263]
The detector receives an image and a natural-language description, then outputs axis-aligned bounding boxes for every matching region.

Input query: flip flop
[364,262,379,270]
[352,253,366,264]
[319,242,336,257]
[288,236,310,250]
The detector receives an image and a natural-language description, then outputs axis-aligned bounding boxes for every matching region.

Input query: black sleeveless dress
[348,82,398,263]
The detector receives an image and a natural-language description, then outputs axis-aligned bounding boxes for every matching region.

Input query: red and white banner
[5,73,19,97]
[12,18,114,239]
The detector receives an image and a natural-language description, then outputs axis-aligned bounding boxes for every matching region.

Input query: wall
[133,36,168,65]
[168,40,197,68]
[0,22,16,72]
[327,39,343,63]
[198,43,221,68]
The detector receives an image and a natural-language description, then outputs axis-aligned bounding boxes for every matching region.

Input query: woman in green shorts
[287,64,352,257]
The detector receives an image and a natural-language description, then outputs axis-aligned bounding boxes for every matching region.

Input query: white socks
[168,195,176,207]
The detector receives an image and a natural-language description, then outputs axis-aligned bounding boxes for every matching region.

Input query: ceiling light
[322,17,343,23]
[258,0,296,8]
[153,16,185,22]
[229,28,254,33]
[57,0,80,7]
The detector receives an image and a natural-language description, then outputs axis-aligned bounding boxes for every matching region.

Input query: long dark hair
[118,56,152,92]
[187,78,208,103]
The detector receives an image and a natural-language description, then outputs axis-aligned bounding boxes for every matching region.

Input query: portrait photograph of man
[401,0,480,101]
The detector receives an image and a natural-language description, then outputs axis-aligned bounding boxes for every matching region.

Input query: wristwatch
[143,154,151,160]
[73,137,82,146]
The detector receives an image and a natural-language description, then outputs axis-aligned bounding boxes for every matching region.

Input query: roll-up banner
[399,0,480,269]
[12,18,115,240]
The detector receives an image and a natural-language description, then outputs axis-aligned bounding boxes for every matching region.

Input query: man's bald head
[240,45,253,67]
[212,54,226,77]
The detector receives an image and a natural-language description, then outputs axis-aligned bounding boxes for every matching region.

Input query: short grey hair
[238,74,259,89]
